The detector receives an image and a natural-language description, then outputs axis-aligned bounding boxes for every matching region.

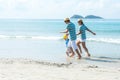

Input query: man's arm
[60,29,68,33]
[86,28,96,35]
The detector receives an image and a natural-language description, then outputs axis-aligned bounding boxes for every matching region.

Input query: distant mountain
[70,14,103,19]
[70,15,84,19]
[85,15,103,19]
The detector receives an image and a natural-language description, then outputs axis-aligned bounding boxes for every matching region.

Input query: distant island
[71,14,103,19]
[85,15,103,19]
[70,15,84,19]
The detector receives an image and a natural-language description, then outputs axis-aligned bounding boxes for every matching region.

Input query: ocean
[0,19,120,62]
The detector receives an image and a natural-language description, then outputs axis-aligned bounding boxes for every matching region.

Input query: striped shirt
[66,22,76,40]
[79,24,88,40]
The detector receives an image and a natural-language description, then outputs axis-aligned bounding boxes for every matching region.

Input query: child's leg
[66,48,70,56]
[66,51,69,56]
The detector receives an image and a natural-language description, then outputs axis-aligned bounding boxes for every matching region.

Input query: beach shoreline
[0,58,120,80]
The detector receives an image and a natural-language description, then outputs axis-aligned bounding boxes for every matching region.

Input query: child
[63,34,74,57]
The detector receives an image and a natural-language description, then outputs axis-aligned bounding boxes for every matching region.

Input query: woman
[76,19,96,57]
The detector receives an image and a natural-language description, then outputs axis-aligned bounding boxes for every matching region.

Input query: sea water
[0,19,119,62]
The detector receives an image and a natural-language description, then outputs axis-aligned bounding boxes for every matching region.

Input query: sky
[0,0,120,19]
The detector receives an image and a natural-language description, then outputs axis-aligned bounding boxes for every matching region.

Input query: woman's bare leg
[82,42,91,57]
[76,40,82,54]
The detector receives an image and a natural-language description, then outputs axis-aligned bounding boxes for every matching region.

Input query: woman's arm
[86,28,96,35]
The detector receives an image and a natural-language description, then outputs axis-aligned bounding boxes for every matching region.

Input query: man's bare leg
[69,47,75,57]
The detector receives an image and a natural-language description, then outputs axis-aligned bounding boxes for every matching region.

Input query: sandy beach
[0,58,120,80]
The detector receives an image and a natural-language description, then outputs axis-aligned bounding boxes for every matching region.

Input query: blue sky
[0,0,120,19]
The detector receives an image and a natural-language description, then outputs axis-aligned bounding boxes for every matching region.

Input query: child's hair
[63,34,68,40]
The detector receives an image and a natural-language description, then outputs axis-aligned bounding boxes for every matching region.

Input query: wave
[87,38,120,44]
[0,35,62,40]
[0,35,120,44]
[95,30,120,33]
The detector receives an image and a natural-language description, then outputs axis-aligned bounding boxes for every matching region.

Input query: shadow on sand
[85,57,118,63]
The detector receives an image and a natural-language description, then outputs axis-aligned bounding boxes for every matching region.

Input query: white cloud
[0,0,119,19]
[72,0,120,19]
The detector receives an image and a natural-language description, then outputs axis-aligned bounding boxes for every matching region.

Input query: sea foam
[0,35,120,44]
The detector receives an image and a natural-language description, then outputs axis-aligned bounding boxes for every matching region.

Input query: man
[77,19,96,57]
[61,18,81,59]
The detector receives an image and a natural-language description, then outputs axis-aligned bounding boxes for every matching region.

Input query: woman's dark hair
[78,19,83,24]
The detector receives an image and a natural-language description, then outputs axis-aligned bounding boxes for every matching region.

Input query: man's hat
[64,18,70,22]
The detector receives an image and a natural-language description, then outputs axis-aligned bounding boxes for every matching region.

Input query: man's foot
[77,56,81,59]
